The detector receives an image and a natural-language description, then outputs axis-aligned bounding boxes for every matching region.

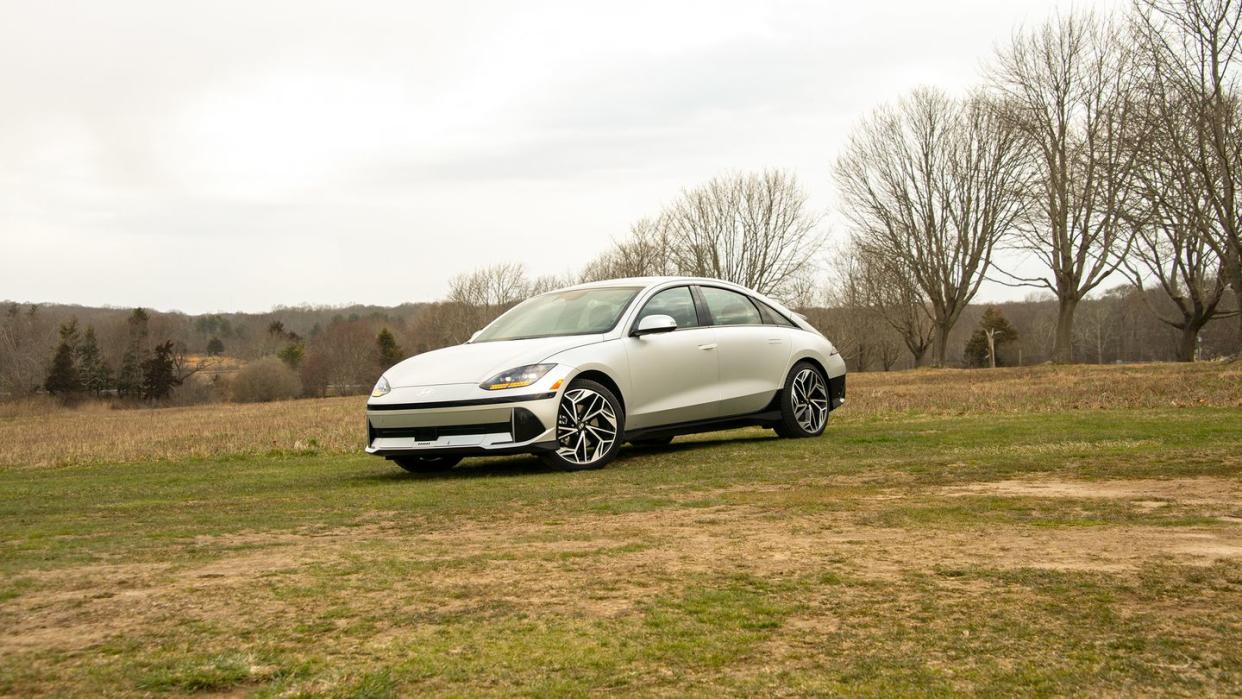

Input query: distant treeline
[2,270,1237,406]
[0,299,489,404]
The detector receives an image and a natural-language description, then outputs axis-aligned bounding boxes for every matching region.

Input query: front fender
[544,339,630,406]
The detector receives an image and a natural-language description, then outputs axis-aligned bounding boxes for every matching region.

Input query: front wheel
[392,455,462,473]
[539,379,624,471]
[774,362,830,439]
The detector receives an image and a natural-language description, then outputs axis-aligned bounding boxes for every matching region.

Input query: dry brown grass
[1,362,1238,469]
[847,360,1242,417]
[0,395,367,468]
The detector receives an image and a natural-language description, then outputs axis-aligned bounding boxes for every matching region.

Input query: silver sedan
[366,276,846,472]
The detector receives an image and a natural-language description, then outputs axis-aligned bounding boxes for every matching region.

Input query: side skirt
[623,410,783,443]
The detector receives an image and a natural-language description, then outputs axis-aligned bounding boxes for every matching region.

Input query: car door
[696,285,791,416]
[622,285,720,429]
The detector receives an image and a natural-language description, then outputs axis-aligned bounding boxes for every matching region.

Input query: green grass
[1,407,1241,695]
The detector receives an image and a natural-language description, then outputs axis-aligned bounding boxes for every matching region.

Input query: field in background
[3,362,1240,469]
[1,363,1241,696]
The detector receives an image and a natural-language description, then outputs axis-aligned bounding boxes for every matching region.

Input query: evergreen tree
[376,328,403,369]
[195,314,233,339]
[265,321,301,356]
[76,326,112,396]
[965,307,1019,368]
[141,340,181,400]
[45,319,83,396]
[128,307,149,334]
[206,336,225,356]
[116,308,150,398]
[277,342,304,369]
[44,343,81,395]
[58,317,80,348]
[116,350,143,398]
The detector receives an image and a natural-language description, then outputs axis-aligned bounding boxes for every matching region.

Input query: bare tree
[820,249,871,371]
[448,263,530,307]
[1075,291,1127,363]
[579,217,677,282]
[299,320,381,396]
[874,332,902,371]
[989,11,1142,362]
[1126,97,1238,359]
[856,246,936,366]
[528,272,578,295]
[0,303,56,396]
[778,264,824,311]
[1132,0,1242,349]
[441,263,534,343]
[170,342,219,384]
[836,88,1027,366]
[663,170,824,296]
[822,247,906,371]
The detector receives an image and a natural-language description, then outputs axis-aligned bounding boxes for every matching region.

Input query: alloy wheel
[791,368,829,433]
[555,387,619,466]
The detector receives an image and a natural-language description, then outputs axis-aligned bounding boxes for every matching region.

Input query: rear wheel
[392,455,462,473]
[774,362,830,439]
[540,379,624,471]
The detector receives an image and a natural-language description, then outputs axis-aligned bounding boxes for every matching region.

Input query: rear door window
[699,286,762,326]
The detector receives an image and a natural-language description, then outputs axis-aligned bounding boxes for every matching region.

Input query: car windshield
[472,287,641,342]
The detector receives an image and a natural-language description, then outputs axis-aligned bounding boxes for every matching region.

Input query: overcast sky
[1,0,1126,314]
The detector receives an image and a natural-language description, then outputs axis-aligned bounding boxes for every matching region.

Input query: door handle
[697,343,717,351]
[768,338,783,344]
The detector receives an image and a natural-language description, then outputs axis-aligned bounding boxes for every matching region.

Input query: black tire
[774,361,830,439]
[539,379,625,471]
[630,436,674,449]
[392,455,462,473]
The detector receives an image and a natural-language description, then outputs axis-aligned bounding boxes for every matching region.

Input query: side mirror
[633,314,677,336]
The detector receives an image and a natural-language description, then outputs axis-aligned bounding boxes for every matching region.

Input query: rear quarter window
[756,300,798,327]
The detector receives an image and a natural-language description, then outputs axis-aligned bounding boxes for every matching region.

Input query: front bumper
[828,373,846,409]
[365,384,561,458]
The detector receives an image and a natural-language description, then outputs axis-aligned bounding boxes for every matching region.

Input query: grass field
[1,363,1241,696]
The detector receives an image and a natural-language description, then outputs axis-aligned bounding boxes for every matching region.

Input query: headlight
[371,376,391,398]
[479,363,555,390]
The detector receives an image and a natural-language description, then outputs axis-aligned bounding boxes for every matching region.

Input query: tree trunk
[1227,254,1242,355]
[909,344,927,368]
[1051,296,1079,364]
[1236,285,1242,355]
[1176,323,1201,362]
[932,323,951,368]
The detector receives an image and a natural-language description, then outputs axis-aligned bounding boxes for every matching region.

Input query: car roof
[553,276,815,333]
[563,276,748,292]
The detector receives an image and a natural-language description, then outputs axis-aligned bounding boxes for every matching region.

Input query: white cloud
[0,0,1127,313]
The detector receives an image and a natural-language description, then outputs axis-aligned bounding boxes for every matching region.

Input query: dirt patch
[945,476,1242,506]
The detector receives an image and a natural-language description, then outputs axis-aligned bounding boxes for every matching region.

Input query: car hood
[383,335,604,387]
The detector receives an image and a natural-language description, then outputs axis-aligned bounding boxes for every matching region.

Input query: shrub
[230,358,303,403]
[166,374,225,407]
